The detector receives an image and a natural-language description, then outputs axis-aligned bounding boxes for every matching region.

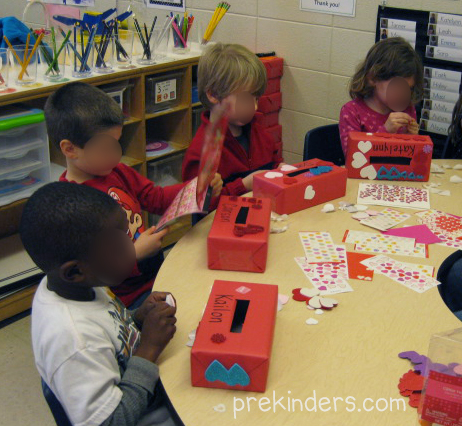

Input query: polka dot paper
[357,183,430,210]
[299,231,345,264]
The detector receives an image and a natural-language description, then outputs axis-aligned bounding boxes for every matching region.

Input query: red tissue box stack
[257,56,283,159]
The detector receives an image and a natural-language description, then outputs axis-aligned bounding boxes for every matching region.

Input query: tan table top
[155,159,462,425]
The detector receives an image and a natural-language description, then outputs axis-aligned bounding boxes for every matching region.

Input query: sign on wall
[300,0,356,17]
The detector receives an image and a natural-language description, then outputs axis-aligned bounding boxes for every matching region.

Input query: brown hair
[349,37,424,103]
[198,43,267,109]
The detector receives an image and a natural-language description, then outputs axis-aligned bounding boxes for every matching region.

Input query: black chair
[303,124,345,166]
[41,379,72,426]
[437,250,462,321]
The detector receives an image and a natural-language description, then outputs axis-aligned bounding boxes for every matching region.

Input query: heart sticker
[280,164,298,172]
[264,171,283,179]
[358,140,372,153]
[304,185,316,200]
[360,165,377,180]
[352,151,367,169]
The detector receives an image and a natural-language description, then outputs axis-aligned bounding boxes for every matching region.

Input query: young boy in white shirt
[20,182,179,426]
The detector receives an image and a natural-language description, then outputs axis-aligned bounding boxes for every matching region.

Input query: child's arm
[339,103,363,156]
[101,303,177,426]
[118,163,185,216]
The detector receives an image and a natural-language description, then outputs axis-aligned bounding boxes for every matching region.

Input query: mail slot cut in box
[346,132,433,182]
[191,280,278,392]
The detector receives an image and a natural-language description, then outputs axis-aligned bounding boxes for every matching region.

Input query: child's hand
[242,171,262,191]
[384,112,414,133]
[134,302,177,363]
[134,291,175,325]
[210,173,223,197]
[134,226,169,261]
[407,119,419,135]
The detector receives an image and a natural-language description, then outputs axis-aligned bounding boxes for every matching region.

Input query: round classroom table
[155,159,462,425]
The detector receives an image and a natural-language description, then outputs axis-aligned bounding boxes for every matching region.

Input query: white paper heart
[264,171,283,179]
[306,318,319,325]
[360,165,377,180]
[213,404,226,413]
[280,164,298,171]
[278,294,289,305]
[454,164,462,170]
[315,309,324,315]
[308,296,322,309]
[321,203,335,213]
[300,288,321,298]
[352,212,370,220]
[304,185,316,200]
[358,140,372,153]
[352,151,367,169]
[450,175,462,183]
[355,204,368,211]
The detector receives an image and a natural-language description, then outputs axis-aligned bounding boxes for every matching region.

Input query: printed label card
[354,242,428,258]
[359,208,411,231]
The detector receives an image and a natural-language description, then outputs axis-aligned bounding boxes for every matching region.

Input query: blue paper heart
[204,360,251,387]
[227,363,250,387]
[309,167,322,175]
[309,166,332,176]
[205,360,229,384]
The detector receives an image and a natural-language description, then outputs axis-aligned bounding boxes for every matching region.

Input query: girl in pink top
[339,37,424,156]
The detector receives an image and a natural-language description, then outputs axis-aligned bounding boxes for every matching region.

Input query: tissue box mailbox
[252,159,348,215]
[191,280,278,392]
[346,132,433,182]
[207,196,271,273]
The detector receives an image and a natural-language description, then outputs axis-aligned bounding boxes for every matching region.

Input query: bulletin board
[376,6,462,158]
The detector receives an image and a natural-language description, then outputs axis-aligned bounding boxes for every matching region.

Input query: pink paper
[383,225,441,244]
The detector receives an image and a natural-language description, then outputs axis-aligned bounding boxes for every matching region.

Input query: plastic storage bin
[146,72,182,113]
[147,152,184,224]
[0,108,50,206]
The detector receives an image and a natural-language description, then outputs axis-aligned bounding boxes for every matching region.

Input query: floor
[0,311,55,426]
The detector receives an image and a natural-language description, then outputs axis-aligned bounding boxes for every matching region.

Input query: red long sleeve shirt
[60,163,185,306]
[182,112,283,209]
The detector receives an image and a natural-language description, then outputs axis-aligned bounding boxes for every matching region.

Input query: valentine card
[416,209,462,250]
[155,178,209,232]
[346,252,374,281]
[196,103,229,207]
[357,183,430,210]
[343,230,416,251]
[299,231,344,263]
[360,255,438,293]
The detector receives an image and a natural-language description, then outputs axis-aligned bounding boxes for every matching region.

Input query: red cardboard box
[255,111,279,128]
[346,132,433,182]
[260,56,284,79]
[253,159,348,215]
[266,124,282,143]
[257,92,282,114]
[208,196,271,273]
[191,279,278,393]
[263,78,281,96]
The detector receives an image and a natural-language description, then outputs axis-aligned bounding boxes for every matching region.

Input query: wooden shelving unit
[0,55,201,320]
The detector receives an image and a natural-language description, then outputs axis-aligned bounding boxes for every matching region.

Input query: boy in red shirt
[182,43,283,208]
[45,82,222,307]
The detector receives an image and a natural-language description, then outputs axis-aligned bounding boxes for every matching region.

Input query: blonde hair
[198,43,267,109]
[349,37,424,103]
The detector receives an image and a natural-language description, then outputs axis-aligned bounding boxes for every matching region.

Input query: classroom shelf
[192,102,202,108]
[0,54,201,321]
[145,104,190,120]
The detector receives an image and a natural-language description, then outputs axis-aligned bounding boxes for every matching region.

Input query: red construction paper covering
[191,280,278,392]
[207,196,271,272]
[257,92,282,113]
[253,159,348,215]
[260,56,284,78]
[255,111,279,128]
[263,78,281,96]
[346,132,433,182]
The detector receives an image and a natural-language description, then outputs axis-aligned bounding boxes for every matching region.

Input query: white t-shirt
[31,277,141,426]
